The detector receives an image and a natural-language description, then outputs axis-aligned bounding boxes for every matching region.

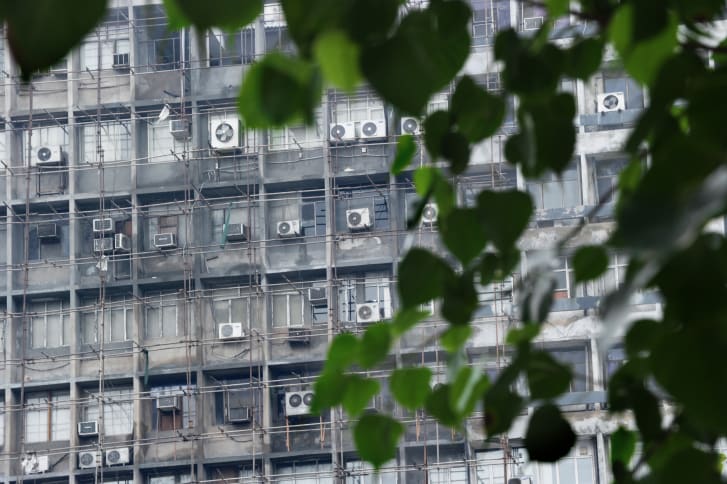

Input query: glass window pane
[272,294,288,327]
[146,307,160,338]
[31,316,45,348]
[577,458,594,484]
[231,298,248,324]
[289,295,303,326]
[558,458,576,484]
[162,305,177,337]
[82,312,96,343]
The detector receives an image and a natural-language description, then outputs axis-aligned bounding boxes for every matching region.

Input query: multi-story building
[0,0,678,483]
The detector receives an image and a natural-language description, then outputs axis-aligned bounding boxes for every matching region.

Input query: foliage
[9,0,727,481]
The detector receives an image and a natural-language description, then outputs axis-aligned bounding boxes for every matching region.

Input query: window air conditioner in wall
[308,287,327,306]
[225,223,249,242]
[329,122,356,143]
[284,390,314,416]
[276,219,301,238]
[359,119,387,140]
[78,420,99,436]
[22,454,49,475]
[114,233,131,252]
[211,118,243,151]
[37,223,59,241]
[157,396,180,412]
[597,92,625,113]
[218,322,245,340]
[33,145,64,166]
[346,208,371,231]
[78,451,100,469]
[105,447,131,466]
[400,117,421,135]
[169,119,191,140]
[522,16,544,30]
[93,218,113,234]
[93,237,114,254]
[112,52,130,68]
[421,203,438,225]
[153,233,177,249]
[287,327,312,344]
[226,393,252,423]
[356,302,381,324]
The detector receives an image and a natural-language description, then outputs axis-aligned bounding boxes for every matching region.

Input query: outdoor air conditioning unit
[308,287,327,306]
[225,223,249,242]
[359,119,387,140]
[93,218,113,234]
[421,203,438,225]
[285,390,314,416]
[508,478,533,484]
[105,447,131,466]
[78,451,100,469]
[288,326,312,344]
[169,119,191,140]
[277,219,301,238]
[157,396,180,412]
[597,92,625,113]
[218,322,245,340]
[33,145,64,166]
[329,122,356,143]
[346,208,371,231]
[93,237,114,254]
[356,303,381,324]
[153,233,177,249]
[112,52,130,68]
[400,117,421,135]
[114,233,131,252]
[522,16,544,30]
[22,454,49,475]
[37,223,59,241]
[211,118,243,151]
[78,420,99,436]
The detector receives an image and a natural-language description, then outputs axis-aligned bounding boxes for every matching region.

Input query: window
[28,221,66,261]
[29,300,70,349]
[81,121,131,163]
[147,121,187,163]
[211,287,261,330]
[81,388,133,435]
[148,474,193,484]
[81,9,130,71]
[475,449,520,484]
[275,461,334,484]
[594,157,629,205]
[151,384,196,431]
[551,256,579,299]
[605,346,626,381]
[527,162,581,210]
[430,463,468,484]
[269,122,322,151]
[338,274,393,323]
[338,188,390,231]
[272,290,307,328]
[542,446,596,484]
[212,205,250,245]
[25,390,70,442]
[332,95,385,123]
[460,165,518,207]
[80,296,134,344]
[549,347,589,392]
[135,6,182,71]
[595,253,628,294]
[476,276,514,317]
[602,72,644,110]
[264,3,295,54]
[148,213,180,247]
[24,125,69,163]
[470,0,509,46]
[477,446,596,484]
[209,27,255,66]
[301,198,327,237]
[345,460,397,484]
[144,291,180,339]
[0,399,4,445]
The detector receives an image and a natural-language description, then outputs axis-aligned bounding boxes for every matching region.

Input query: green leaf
[342,376,380,416]
[354,414,404,470]
[545,0,569,17]
[624,319,662,358]
[484,382,523,436]
[440,325,472,353]
[564,37,604,80]
[573,246,609,283]
[5,0,108,80]
[398,248,454,308]
[425,383,460,427]
[359,323,393,369]
[440,208,487,265]
[525,404,576,462]
[238,53,321,128]
[610,426,637,469]
[451,76,505,142]
[312,371,349,413]
[280,0,346,57]
[506,324,540,347]
[314,30,361,92]
[413,166,439,197]
[477,190,533,252]
[323,333,360,373]
[441,271,478,325]
[526,351,573,400]
[423,110,453,160]
[390,367,433,410]
[480,250,520,285]
[391,135,417,175]
[520,269,557,324]
[450,367,490,416]
[441,131,471,174]
[391,307,432,337]
[164,0,262,30]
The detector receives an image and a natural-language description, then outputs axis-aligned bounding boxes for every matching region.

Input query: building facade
[0,0,684,483]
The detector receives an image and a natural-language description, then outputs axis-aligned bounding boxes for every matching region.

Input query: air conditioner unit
[211,118,243,151]
[227,401,252,423]
[277,219,301,238]
[78,451,99,469]
[225,223,249,242]
[400,117,421,135]
[356,303,381,324]
[112,52,130,68]
[37,223,59,241]
[219,322,245,340]
[93,237,114,254]
[285,390,314,416]
[78,420,99,436]
[508,478,533,484]
[105,447,131,466]
[22,454,49,475]
[359,119,387,140]
[153,233,177,249]
[114,233,131,252]
[329,122,356,143]
[33,145,64,166]
[346,208,371,231]
[169,119,191,140]
[157,396,180,412]
[522,16,544,30]
[93,217,113,234]
[288,326,312,344]
[597,92,626,113]
[308,287,327,306]
[421,203,438,225]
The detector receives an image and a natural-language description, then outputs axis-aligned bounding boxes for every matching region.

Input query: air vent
[218,322,245,340]
[105,447,131,466]
[37,223,60,241]
[421,203,438,225]
[356,303,381,324]
[93,218,113,234]
[153,233,177,249]
[359,119,387,140]
[33,145,64,166]
[78,420,99,436]
[78,451,99,469]
[211,118,243,151]
[400,117,421,135]
[277,219,301,238]
[522,16,544,30]
[287,327,312,344]
[329,122,356,143]
[114,233,131,252]
[169,119,191,140]
[112,52,130,68]
[346,208,371,231]
[225,223,249,242]
[157,396,180,412]
[93,237,113,254]
[597,92,625,113]
[284,391,314,416]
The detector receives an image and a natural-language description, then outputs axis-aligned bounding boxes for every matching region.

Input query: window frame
[25,390,71,443]
[29,300,70,349]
